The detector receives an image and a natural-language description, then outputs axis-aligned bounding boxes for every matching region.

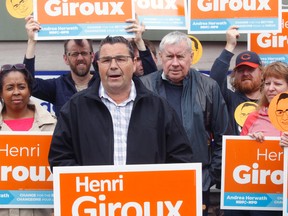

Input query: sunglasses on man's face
[1,64,26,72]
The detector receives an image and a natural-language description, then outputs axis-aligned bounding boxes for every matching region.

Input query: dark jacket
[48,77,193,170]
[209,49,255,135]
[140,69,228,191]
[23,57,98,117]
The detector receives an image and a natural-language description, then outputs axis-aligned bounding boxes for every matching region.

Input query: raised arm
[23,16,57,106]
[210,26,240,93]
[125,17,157,75]
[23,15,41,75]
[125,16,146,51]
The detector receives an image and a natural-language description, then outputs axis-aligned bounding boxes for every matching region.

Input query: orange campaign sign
[249,11,288,65]
[0,132,53,208]
[221,136,283,211]
[53,163,202,215]
[134,0,187,29]
[33,0,135,40]
[188,0,281,33]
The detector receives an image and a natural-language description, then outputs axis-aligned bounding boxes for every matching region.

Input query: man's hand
[25,15,41,59]
[225,26,240,53]
[125,16,146,51]
[25,15,41,41]
[280,132,288,147]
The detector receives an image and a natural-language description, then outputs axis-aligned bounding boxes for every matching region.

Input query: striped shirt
[99,81,136,165]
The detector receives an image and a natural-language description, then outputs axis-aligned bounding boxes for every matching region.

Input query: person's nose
[283,111,288,120]
[268,83,276,91]
[109,58,118,69]
[242,69,250,76]
[171,56,180,65]
[76,53,85,60]
[12,88,20,95]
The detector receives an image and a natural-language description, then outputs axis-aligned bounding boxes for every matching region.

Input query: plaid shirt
[99,81,136,165]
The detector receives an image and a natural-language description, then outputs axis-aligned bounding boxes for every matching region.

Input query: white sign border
[221,135,281,211]
[53,163,202,215]
[283,147,288,215]
[0,131,54,208]
[33,0,135,40]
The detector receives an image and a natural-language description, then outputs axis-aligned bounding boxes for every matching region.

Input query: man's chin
[75,70,89,77]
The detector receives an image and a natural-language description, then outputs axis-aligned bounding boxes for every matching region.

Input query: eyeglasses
[67,51,92,58]
[1,64,26,72]
[98,55,132,65]
[135,57,141,62]
[275,109,288,116]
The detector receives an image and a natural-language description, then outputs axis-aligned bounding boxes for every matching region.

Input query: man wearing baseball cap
[210,26,263,136]
[210,27,282,216]
[235,51,262,68]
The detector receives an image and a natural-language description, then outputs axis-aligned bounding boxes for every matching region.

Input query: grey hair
[159,31,192,53]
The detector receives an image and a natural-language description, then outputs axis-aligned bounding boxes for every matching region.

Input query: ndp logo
[197,0,271,12]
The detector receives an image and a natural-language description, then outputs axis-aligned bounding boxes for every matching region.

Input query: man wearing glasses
[24,16,97,117]
[49,36,193,171]
[275,92,288,131]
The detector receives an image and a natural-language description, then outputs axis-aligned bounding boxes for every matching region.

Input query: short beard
[71,64,90,77]
[73,69,90,77]
[233,78,261,94]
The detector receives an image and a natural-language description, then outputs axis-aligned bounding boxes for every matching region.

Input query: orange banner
[224,136,282,193]
[36,0,133,24]
[221,136,283,210]
[250,11,288,55]
[0,132,53,190]
[53,164,202,215]
[191,0,279,19]
[135,0,185,16]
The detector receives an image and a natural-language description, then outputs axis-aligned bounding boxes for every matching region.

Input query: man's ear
[63,54,69,65]
[91,52,95,62]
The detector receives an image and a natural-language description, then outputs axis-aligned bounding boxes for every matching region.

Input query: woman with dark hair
[0,64,56,216]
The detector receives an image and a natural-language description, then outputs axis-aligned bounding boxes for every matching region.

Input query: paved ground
[0,40,247,71]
